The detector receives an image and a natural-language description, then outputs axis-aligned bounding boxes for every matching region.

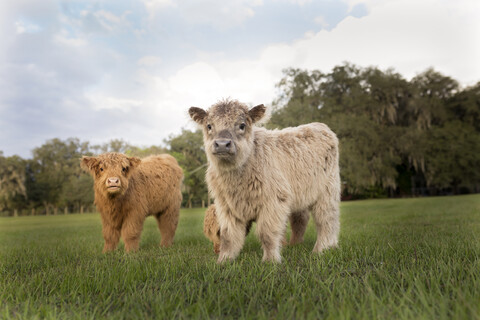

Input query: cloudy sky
[1,0,479,158]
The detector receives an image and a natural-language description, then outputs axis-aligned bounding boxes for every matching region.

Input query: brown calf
[81,152,183,252]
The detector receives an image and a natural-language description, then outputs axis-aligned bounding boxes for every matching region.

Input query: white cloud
[54,28,88,47]
[136,0,480,137]
[143,0,176,11]
[137,55,163,67]
[88,95,144,112]
[133,0,479,125]
[210,0,480,87]
[286,0,312,6]
[321,0,480,84]
[144,0,263,29]
[314,16,329,29]
[183,1,261,29]
[94,10,131,32]
[77,9,132,34]
[15,19,41,34]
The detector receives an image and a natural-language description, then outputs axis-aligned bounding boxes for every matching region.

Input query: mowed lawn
[1,195,479,319]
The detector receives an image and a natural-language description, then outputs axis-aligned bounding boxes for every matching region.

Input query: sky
[0,0,479,158]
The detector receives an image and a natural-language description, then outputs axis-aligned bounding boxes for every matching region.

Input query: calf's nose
[107,177,120,186]
[214,139,232,153]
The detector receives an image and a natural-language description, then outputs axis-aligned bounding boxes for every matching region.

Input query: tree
[165,129,208,208]
[61,174,94,213]
[126,145,168,158]
[409,68,458,130]
[30,138,90,214]
[447,82,480,131]
[270,63,480,198]
[270,64,405,196]
[0,154,27,215]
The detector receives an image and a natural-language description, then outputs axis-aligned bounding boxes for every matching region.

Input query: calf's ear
[248,104,266,123]
[81,156,98,173]
[128,156,141,169]
[189,107,207,124]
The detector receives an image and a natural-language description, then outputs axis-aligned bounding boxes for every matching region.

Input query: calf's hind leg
[311,197,339,253]
[289,210,309,245]
[156,204,180,248]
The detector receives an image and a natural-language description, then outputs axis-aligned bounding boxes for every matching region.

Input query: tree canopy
[269,64,480,198]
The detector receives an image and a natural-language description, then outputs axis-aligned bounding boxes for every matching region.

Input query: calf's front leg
[256,208,289,263]
[102,223,120,253]
[121,215,145,253]
[217,214,247,263]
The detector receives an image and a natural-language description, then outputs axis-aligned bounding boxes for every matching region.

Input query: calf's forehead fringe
[210,99,248,113]
[95,153,131,167]
[208,99,249,120]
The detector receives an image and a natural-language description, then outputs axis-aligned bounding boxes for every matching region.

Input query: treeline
[0,139,164,216]
[0,63,479,216]
[269,64,480,198]
[0,135,209,216]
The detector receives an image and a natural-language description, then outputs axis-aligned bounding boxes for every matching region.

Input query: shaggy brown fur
[190,99,340,263]
[81,152,183,253]
[203,204,297,254]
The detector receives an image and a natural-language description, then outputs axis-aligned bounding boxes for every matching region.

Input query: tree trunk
[80,205,84,214]
[64,207,68,215]
[14,209,18,217]
[188,193,193,209]
[31,208,36,216]
[202,199,205,208]
[453,180,459,195]
[54,207,58,215]
[411,176,416,196]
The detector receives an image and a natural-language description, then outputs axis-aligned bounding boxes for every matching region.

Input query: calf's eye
[100,168,104,172]
[207,124,212,130]
[122,167,127,172]
[239,123,246,130]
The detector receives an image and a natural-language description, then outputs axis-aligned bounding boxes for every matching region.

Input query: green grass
[1,195,479,319]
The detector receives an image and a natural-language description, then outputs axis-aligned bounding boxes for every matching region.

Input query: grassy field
[1,195,479,319]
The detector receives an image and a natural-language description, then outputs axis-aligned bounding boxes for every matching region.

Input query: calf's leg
[121,215,145,252]
[102,223,121,253]
[256,208,289,263]
[156,204,180,248]
[311,196,339,253]
[289,210,309,245]
[217,214,247,263]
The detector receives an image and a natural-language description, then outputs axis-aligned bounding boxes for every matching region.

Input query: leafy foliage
[165,129,208,208]
[0,155,27,213]
[269,64,480,198]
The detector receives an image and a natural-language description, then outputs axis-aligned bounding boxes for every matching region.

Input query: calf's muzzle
[213,139,232,154]
[107,177,120,187]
